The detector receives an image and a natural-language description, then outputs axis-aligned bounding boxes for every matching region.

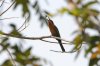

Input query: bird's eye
[46,17,49,20]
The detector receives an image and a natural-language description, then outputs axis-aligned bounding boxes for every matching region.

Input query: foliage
[0,24,47,66]
[58,0,100,66]
[0,0,100,66]
[12,0,48,27]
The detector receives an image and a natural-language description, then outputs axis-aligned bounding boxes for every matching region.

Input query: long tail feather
[57,39,65,52]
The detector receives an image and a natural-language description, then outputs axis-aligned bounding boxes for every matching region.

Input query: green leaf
[72,34,83,51]
[85,45,95,57]
[89,36,100,44]
[30,56,40,61]
[1,38,9,43]
[11,45,20,52]
[85,36,100,57]
[24,47,32,57]
[32,1,38,8]
[16,52,25,62]
[89,58,98,66]
[13,0,30,17]
[1,60,13,66]
[9,24,22,36]
[0,31,4,34]
[89,9,100,16]
[76,0,82,4]
[0,43,10,52]
[73,34,83,45]
[83,1,98,8]
[58,7,68,14]
[69,8,83,16]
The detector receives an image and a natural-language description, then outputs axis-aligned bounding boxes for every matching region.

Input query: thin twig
[0,0,5,7]
[71,43,82,53]
[50,36,74,43]
[0,17,19,20]
[6,48,16,66]
[1,33,51,40]
[0,33,84,53]
[41,39,73,45]
[17,16,29,32]
[50,50,77,53]
[0,0,15,16]
[1,33,74,45]
[50,43,82,53]
[0,32,86,45]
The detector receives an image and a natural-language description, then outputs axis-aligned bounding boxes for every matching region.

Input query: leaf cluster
[0,24,47,66]
[58,0,100,66]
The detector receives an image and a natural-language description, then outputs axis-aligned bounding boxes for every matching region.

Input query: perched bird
[46,16,65,52]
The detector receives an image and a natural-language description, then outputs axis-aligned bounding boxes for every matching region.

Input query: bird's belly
[49,29,58,36]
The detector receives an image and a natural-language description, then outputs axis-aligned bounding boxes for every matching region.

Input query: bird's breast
[48,25,58,36]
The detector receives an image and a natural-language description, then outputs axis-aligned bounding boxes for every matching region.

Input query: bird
[46,16,65,52]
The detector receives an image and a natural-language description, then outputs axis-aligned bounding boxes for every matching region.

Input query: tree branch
[0,0,15,16]
[1,32,85,53]
[17,15,30,32]
[6,48,16,66]
[1,32,74,45]
[0,17,19,20]
[41,39,73,45]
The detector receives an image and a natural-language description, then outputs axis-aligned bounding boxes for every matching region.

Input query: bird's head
[46,15,54,26]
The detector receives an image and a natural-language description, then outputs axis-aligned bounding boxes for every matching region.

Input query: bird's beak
[46,15,50,20]
[45,15,50,24]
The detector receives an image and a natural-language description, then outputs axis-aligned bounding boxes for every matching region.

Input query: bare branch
[0,0,5,7]
[41,39,73,45]
[1,33,51,40]
[6,48,16,66]
[1,32,86,44]
[17,16,30,32]
[50,36,73,43]
[0,17,19,20]
[0,0,15,16]
[50,50,78,53]
[0,32,85,53]
[0,43,16,66]
[50,43,82,53]
[1,32,74,45]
